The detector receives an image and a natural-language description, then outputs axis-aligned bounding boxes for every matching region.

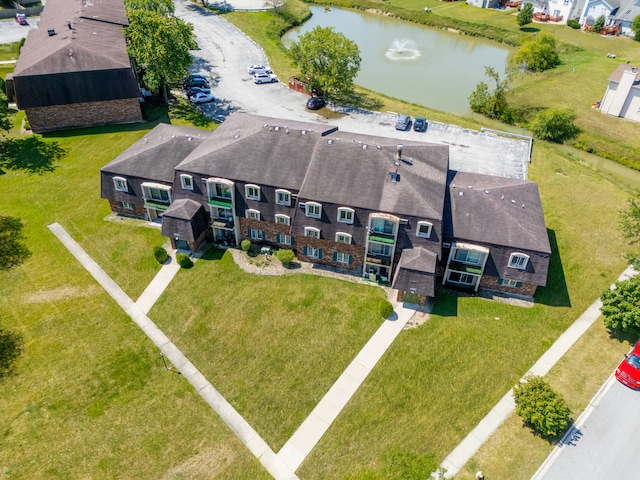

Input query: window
[276,189,291,206]
[305,202,322,218]
[334,252,352,264]
[246,209,260,220]
[211,206,232,220]
[180,174,193,190]
[454,248,484,265]
[277,234,293,245]
[369,243,391,256]
[416,221,433,239]
[245,184,260,200]
[448,271,476,286]
[370,217,396,235]
[304,227,320,239]
[275,214,290,225]
[304,246,322,259]
[121,202,134,210]
[508,253,530,270]
[336,232,352,244]
[499,278,521,288]
[248,229,264,240]
[337,207,354,224]
[144,186,170,203]
[113,176,128,192]
[212,183,231,199]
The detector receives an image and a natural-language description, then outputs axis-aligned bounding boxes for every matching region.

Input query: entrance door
[176,239,189,251]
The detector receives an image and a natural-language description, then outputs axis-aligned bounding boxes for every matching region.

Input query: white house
[579,0,640,36]
[600,64,640,123]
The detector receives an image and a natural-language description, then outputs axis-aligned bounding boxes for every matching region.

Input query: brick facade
[26,98,142,133]
[480,275,538,298]
[109,200,147,219]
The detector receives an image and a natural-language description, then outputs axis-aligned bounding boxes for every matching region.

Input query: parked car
[184,77,209,89]
[413,116,427,132]
[15,13,28,25]
[186,86,211,97]
[615,343,640,389]
[395,114,411,131]
[306,97,326,110]
[247,64,272,75]
[253,73,278,84]
[190,92,215,104]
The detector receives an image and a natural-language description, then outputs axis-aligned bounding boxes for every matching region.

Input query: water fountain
[385,38,421,61]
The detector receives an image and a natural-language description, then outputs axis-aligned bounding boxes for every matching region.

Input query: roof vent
[501,195,505,200]
[275,126,280,131]
[285,128,289,134]
[263,124,268,128]
[389,170,400,183]
[144,138,148,143]
[362,144,367,149]
[328,139,333,144]
[301,130,306,135]
[187,136,192,141]
[458,191,464,197]
[511,199,516,204]
[376,145,381,150]
[48,29,56,36]
[484,190,489,194]
[67,21,73,30]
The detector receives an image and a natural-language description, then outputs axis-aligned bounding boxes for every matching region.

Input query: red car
[615,343,640,389]
[15,13,28,25]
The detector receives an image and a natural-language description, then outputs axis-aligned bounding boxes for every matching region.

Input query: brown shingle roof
[608,64,640,84]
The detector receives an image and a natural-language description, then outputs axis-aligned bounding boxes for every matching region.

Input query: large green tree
[124,0,174,15]
[517,3,534,28]
[530,108,579,143]
[125,7,195,102]
[632,16,640,42]
[0,216,31,271]
[0,329,24,379]
[620,192,640,245]
[290,26,361,98]
[601,276,640,333]
[468,66,513,123]
[513,31,560,72]
[513,375,571,439]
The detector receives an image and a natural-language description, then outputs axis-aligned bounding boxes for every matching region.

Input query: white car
[247,64,272,75]
[253,73,278,84]
[190,92,215,104]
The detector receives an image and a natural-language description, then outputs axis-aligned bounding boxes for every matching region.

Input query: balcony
[448,260,483,275]
[208,198,232,208]
[143,200,170,211]
[366,254,391,267]
[211,217,234,229]
[368,232,395,244]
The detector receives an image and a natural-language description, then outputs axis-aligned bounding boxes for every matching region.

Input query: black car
[184,77,209,89]
[186,86,211,97]
[413,117,427,132]
[306,96,326,110]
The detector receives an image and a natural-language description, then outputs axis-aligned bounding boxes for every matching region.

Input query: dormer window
[245,184,260,200]
[276,189,291,206]
[275,214,290,225]
[180,174,193,190]
[246,209,260,220]
[337,207,354,224]
[304,227,320,239]
[335,232,352,244]
[305,202,322,219]
[508,253,530,270]
[113,176,128,192]
[416,221,433,239]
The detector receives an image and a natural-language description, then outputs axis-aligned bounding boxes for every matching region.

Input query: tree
[468,66,513,123]
[620,192,640,245]
[513,31,560,72]
[530,108,579,142]
[517,3,534,28]
[124,0,174,15]
[601,276,640,333]
[125,9,195,103]
[0,329,24,379]
[0,216,31,271]
[513,375,571,439]
[632,16,640,41]
[0,82,10,132]
[290,26,361,99]
[594,15,606,33]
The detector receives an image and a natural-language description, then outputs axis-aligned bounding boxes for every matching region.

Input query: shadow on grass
[520,27,541,33]
[430,287,458,317]
[535,229,571,307]
[606,326,639,345]
[199,246,226,262]
[0,136,66,174]
[168,97,214,128]
[331,90,384,111]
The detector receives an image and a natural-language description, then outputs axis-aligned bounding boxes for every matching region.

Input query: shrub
[276,249,295,266]
[600,276,640,333]
[153,246,168,264]
[567,19,580,29]
[531,108,579,143]
[176,253,193,269]
[594,14,605,33]
[241,239,251,252]
[379,299,394,319]
[513,375,571,439]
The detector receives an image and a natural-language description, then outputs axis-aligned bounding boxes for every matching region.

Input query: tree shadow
[606,325,639,344]
[520,27,541,33]
[168,98,215,128]
[331,90,383,111]
[0,136,66,175]
[534,229,571,307]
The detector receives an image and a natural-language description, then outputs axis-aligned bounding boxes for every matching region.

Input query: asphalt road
[533,376,640,480]
[0,17,38,43]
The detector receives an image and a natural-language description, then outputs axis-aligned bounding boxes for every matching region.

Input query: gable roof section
[609,64,640,84]
[391,247,437,297]
[444,170,551,254]
[14,0,131,77]
[102,123,209,183]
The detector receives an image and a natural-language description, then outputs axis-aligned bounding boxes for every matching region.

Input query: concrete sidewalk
[135,255,181,314]
[48,223,299,480]
[277,306,413,471]
[440,265,638,478]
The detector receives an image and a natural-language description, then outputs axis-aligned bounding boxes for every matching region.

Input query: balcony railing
[366,255,392,266]
[368,232,395,244]
[144,200,170,211]
[211,217,234,229]
[208,198,232,207]
[448,260,483,275]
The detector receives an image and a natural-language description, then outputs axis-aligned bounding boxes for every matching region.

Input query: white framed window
[335,252,351,264]
[113,176,128,192]
[508,253,530,270]
[245,184,260,200]
[304,227,320,239]
[335,232,352,244]
[246,209,260,220]
[447,271,476,286]
[276,189,291,206]
[121,202,134,210]
[416,221,433,239]
[337,207,354,224]
[305,202,322,218]
[370,217,396,235]
[453,248,484,265]
[500,278,521,288]
[278,234,293,245]
[369,243,391,256]
[248,229,264,240]
[275,214,290,225]
[305,246,322,259]
[180,174,193,190]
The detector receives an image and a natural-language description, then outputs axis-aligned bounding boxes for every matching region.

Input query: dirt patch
[161,445,236,479]
[23,285,102,304]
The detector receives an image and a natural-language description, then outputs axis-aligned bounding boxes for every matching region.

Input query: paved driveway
[0,17,38,43]
[533,376,640,480]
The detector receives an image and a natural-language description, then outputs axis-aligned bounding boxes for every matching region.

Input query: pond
[282,6,514,115]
